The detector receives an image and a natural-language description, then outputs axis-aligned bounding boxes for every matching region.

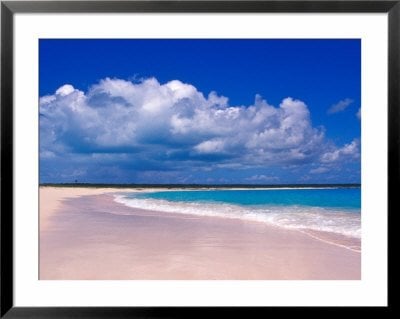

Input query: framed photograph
[1,0,396,317]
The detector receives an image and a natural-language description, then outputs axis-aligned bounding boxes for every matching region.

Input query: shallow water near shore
[114,188,361,250]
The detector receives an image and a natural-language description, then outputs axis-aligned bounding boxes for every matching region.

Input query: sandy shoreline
[39,186,137,231]
[40,186,361,280]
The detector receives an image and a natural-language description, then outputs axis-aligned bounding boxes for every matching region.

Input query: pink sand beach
[39,187,361,280]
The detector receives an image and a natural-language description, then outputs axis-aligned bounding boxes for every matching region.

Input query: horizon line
[39,182,361,188]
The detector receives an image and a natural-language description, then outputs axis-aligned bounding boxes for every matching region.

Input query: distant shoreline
[39,183,361,189]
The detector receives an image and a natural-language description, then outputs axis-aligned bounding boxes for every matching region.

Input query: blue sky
[39,39,361,184]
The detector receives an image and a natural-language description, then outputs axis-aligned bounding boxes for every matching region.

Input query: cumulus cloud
[320,139,360,163]
[39,77,360,182]
[327,98,353,114]
[56,84,75,96]
[194,139,226,154]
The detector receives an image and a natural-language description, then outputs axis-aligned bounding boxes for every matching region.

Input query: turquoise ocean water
[114,187,361,239]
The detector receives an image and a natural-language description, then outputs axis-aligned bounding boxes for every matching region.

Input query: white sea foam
[113,194,361,239]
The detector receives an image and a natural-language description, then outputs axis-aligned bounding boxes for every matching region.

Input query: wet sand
[40,187,361,280]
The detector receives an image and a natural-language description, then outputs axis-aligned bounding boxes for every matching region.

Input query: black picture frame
[1,0,397,317]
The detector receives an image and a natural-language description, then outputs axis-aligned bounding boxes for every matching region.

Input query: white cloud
[310,167,329,174]
[56,84,75,96]
[340,140,359,155]
[327,98,353,114]
[246,175,279,182]
[320,139,360,163]
[40,77,360,171]
[356,107,361,120]
[194,139,226,154]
